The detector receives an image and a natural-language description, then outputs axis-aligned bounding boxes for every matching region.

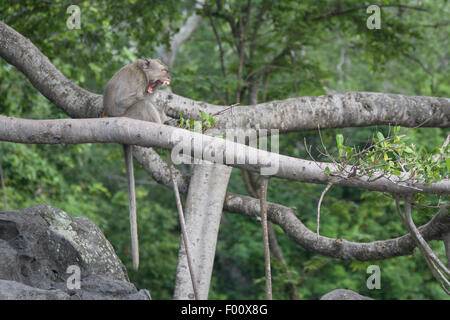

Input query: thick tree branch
[153,90,450,133]
[0,22,101,118]
[1,116,448,195]
[225,194,450,261]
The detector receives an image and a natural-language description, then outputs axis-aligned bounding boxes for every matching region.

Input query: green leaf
[345,146,354,158]
[207,116,215,127]
[188,119,195,129]
[404,147,414,154]
[336,134,344,148]
[377,132,385,141]
[179,112,185,127]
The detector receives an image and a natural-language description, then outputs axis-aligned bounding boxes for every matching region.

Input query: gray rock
[320,289,373,300]
[75,275,151,300]
[0,279,70,300]
[0,204,150,300]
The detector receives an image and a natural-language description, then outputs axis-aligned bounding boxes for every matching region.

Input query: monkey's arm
[124,99,167,124]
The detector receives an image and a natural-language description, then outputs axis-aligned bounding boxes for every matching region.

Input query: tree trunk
[173,162,232,299]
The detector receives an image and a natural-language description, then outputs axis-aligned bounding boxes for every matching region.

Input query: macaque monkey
[103,58,171,270]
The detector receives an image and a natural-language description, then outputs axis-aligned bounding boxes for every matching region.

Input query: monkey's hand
[164,118,179,126]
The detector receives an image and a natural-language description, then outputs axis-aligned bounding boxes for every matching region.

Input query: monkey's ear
[143,58,151,69]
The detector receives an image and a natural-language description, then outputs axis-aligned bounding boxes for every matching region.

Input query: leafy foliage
[178,111,217,132]
[332,127,449,183]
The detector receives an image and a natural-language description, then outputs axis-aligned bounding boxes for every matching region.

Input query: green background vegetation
[0,0,448,299]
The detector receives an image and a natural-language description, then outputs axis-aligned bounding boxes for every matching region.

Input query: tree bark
[153,90,450,133]
[225,194,450,261]
[443,232,450,268]
[173,162,232,299]
[1,116,448,195]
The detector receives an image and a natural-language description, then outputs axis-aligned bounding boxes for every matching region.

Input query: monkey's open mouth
[147,78,171,93]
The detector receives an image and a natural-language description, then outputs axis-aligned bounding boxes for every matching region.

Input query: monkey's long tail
[123,144,139,270]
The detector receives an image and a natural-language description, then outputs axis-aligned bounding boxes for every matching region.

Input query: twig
[396,196,450,294]
[260,176,272,299]
[433,133,449,162]
[205,7,229,103]
[404,198,450,278]
[317,125,340,168]
[211,103,240,116]
[291,50,299,96]
[242,169,258,198]
[317,183,332,239]
[169,161,200,300]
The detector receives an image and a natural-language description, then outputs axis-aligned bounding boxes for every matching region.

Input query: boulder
[320,289,373,300]
[0,204,150,300]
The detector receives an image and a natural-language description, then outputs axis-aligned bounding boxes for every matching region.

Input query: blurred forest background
[0,0,448,299]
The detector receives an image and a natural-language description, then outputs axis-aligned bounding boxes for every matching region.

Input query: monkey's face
[142,58,171,94]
